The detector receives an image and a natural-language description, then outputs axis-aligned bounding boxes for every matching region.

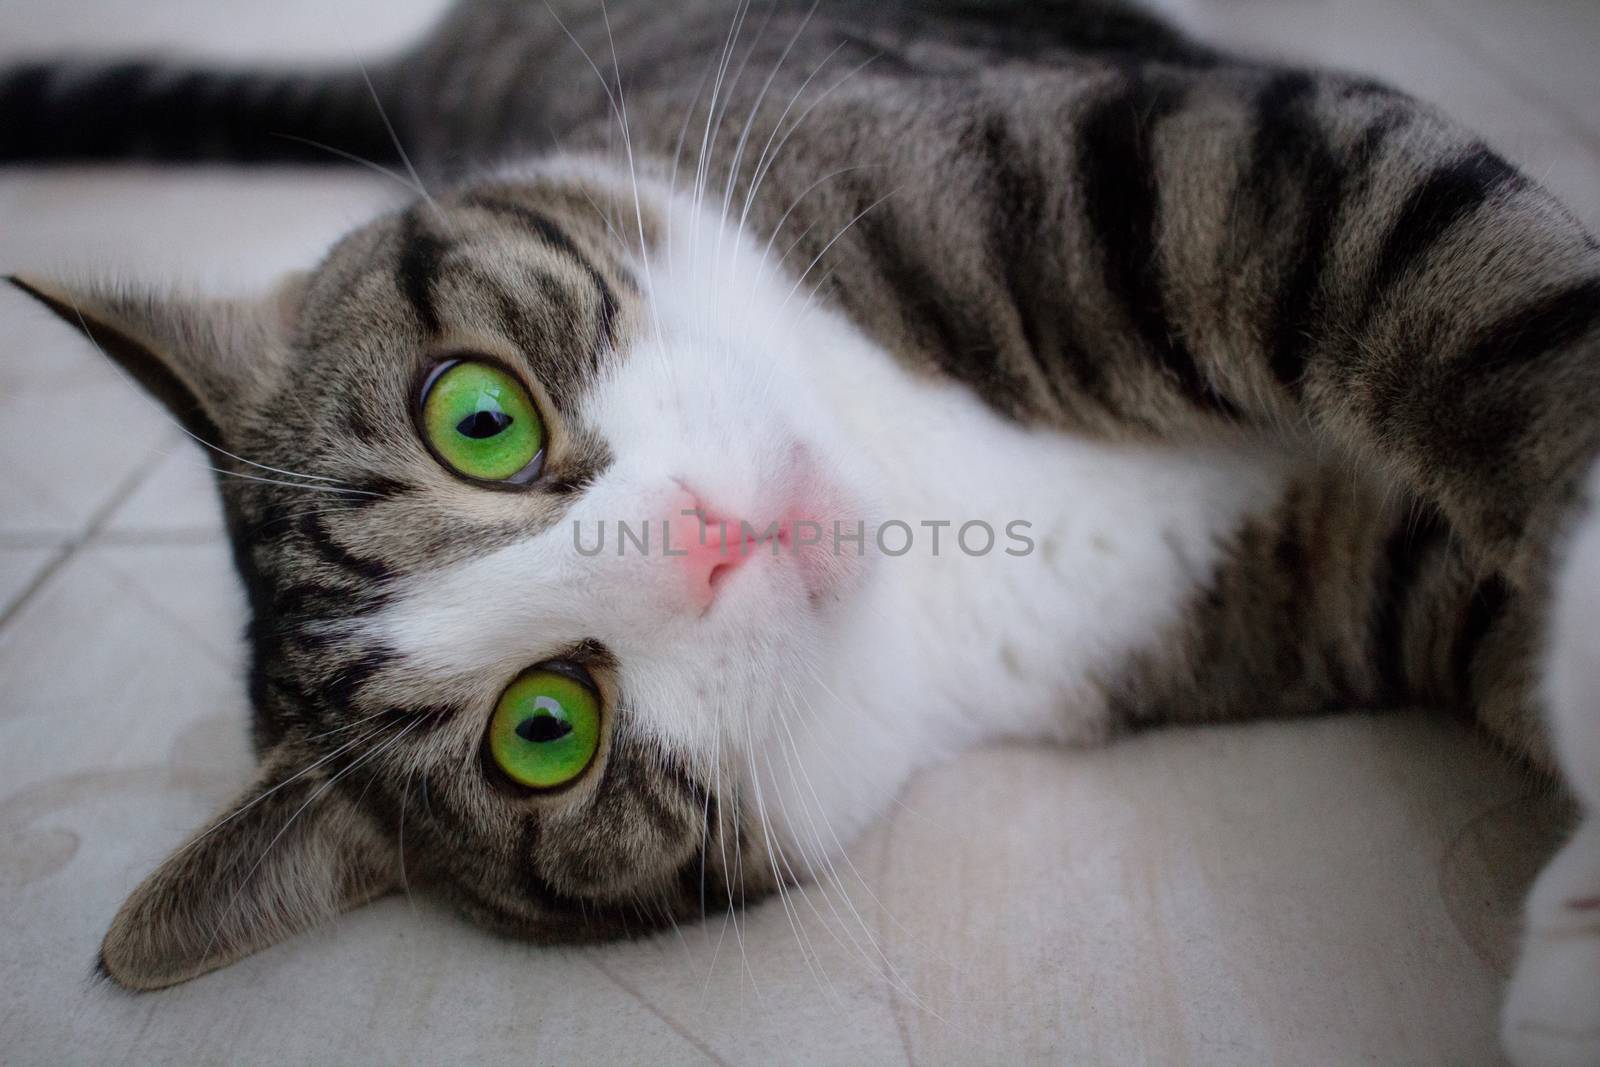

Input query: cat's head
[10,167,890,989]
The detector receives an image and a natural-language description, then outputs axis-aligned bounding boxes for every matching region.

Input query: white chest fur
[772,299,1294,847]
[617,180,1299,851]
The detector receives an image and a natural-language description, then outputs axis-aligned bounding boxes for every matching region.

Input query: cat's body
[4,2,1599,1063]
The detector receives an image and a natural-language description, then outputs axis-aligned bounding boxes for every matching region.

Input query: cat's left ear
[98,752,399,990]
[4,273,306,446]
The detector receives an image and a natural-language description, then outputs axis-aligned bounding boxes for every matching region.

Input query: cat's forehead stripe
[396,207,450,335]
[461,194,624,352]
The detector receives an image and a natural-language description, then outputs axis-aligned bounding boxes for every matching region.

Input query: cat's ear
[4,273,306,446]
[98,754,397,991]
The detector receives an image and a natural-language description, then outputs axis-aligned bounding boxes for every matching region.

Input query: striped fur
[0,60,404,164]
[6,3,1600,1055]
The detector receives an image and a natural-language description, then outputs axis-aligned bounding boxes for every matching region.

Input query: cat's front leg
[1508,469,1600,1067]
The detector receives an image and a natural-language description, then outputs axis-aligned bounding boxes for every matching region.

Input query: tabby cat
[4,1,1598,1061]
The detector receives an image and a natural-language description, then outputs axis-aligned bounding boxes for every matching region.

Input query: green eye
[420,359,545,484]
[487,665,602,790]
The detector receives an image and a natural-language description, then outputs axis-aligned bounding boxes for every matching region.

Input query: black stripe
[1451,576,1509,703]
[655,750,712,813]
[1078,74,1239,417]
[679,843,735,915]
[514,821,592,917]
[342,398,385,444]
[0,64,52,161]
[1372,505,1450,698]
[150,72,215,162]
[298,512,394,583]
[245,78,305,162]
[270,579,347,618]
[1457,278,1600,375]
[341,476,411,511]
[981,115,1096,415]
[634,780,691,842]
[937,1,1216,65]
[462,195,620,351]
[1271,487,1315,678]
[397,210,449,335]
[455,261,598,405]
[320,648,396,715]
[601,737,691,843]
[78,64,154,155]
[2,60,400,165]
[1247,72,1330,389]
[1258,89,1403,392]
[1362,148,1524,320]
[847,176,1039,418]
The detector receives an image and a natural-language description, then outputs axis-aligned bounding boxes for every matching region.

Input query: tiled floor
[1,1,1596,1064]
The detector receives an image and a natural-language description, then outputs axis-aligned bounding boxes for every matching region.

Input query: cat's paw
[1502,821,1600,1067]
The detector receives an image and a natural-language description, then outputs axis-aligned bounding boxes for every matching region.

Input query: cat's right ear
[4,273,306,446]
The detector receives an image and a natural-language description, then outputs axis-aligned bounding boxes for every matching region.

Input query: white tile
[103,443,225,537]
[0,168,407,293]
[88,540,247,670]
[571,863,909,1065]
[0,312,172,539]
[1517,136,1600,235]
[1411,0,1600,148]
[0,548,249,791]
[880,714,1566,1064]
[0,545,60,618]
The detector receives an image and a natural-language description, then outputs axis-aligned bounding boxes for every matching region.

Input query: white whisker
[742,50,879,235]
[270,133,426,198]
[169,724,387,863]
[205,466,381,497]
[328,11,450,233]
[780,188,901,310]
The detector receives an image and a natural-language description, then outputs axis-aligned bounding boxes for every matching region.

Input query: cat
[4,1,1599,1062]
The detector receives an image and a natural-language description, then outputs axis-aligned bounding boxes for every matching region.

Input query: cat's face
[11,168,886,988]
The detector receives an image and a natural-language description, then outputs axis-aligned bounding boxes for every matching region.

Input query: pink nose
[665,494,766,610]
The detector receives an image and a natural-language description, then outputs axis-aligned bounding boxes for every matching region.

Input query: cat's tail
[0,58,409,166]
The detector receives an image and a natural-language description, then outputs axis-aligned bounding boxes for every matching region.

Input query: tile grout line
[0,455,168,632]
[585,957,734,1067]
[92,549,241,670]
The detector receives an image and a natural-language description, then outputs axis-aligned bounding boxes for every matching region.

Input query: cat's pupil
[516,714,572,744]
[457,409,512,439]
